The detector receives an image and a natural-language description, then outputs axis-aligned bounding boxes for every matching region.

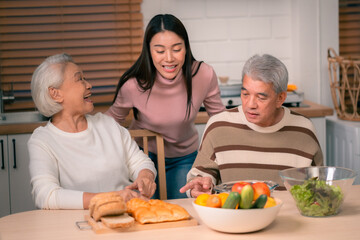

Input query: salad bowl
[279,166,357,217]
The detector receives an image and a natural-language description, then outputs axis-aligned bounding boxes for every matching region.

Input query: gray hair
[241,54,288,93]
[31,53,74,117]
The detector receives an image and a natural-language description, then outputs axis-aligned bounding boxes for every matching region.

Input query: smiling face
[241,74,286,127]
[150,30,186,80]
[56,62,94,115]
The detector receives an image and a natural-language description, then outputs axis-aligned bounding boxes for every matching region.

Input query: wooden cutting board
[85,215,198,234]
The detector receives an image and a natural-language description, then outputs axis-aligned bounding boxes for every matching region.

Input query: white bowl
[192,198,283,233]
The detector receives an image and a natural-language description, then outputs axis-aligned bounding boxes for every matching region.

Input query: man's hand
[179,176,213,198]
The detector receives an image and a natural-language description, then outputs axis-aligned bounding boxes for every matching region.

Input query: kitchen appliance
[283,91,304,107]
[219,83,241,109]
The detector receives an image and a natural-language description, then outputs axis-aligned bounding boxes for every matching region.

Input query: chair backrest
[128,129,167,200]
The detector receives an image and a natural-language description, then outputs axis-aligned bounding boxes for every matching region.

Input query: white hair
[31,53,74,117]
[242,54,288,93]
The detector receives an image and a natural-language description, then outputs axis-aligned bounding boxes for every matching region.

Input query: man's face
[241,74,286,127]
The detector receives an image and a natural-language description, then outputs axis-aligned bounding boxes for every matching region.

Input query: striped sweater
[187,106,323,189]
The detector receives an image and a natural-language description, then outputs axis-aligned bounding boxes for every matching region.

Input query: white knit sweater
[28,113,156,209]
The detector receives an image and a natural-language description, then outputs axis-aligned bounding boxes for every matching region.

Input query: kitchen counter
[0,100,333,135]
[0,185,359,240]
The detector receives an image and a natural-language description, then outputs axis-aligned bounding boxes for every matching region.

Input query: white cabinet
[0,134,36,218]
[0,135,10,217]
[326,115,360,184]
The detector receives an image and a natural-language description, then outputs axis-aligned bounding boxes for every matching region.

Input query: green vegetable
[252,194,268,209]
[290,177,344,217]
[240,184,254,209]
[222,191,241,209]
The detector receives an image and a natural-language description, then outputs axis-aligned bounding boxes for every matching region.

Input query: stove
[221,96,242,109]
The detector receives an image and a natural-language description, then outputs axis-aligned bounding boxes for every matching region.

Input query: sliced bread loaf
[101,213,135,229]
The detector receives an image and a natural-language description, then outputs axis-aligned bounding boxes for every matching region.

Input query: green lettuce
[290,177,344,217]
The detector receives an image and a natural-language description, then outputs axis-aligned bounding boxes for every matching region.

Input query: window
[339,0,360,56]
[0,0,143,113]
[338,0,360,116]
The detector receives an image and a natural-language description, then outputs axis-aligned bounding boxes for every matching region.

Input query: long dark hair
[113,14,199,119]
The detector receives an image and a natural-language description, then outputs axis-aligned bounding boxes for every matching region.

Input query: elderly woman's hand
[114,189,144,202]
[125,169,156,198]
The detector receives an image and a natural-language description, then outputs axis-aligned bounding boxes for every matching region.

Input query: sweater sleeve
[28,138,84,209]
[105,81,134,124]
[202,67,226,116]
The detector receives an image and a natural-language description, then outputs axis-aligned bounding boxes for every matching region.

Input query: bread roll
[127,198,190,224]
[126,198,150,214]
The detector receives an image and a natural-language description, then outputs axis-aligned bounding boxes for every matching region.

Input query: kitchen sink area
[0,111,49,125]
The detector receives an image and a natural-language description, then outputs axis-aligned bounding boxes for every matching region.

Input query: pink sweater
[106,62,225,158]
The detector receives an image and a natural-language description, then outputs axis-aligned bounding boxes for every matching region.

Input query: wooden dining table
[1,185,359,240]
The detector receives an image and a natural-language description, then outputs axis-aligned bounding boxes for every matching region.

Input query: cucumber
[222,191,241,209]
[251,194,268,209]
[240,184,254,209]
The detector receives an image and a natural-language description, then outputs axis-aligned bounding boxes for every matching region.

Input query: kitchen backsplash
[142,0,292,83]
[141,0,338,107]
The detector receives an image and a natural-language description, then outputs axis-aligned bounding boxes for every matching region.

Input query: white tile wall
[141,0,338,107]
[142,0,293,83]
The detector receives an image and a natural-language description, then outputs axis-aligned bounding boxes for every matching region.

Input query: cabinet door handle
[1,140,4,170]
[12,139,17,169]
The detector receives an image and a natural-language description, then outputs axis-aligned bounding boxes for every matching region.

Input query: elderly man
[180,54,323,197]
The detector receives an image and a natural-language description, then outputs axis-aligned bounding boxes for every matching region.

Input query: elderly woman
[28,53,157,210]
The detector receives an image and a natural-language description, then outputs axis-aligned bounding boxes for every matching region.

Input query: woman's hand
[125,169,156,198]
[179,176,213,198]
[115,189,144,202]
[84,189,143,209]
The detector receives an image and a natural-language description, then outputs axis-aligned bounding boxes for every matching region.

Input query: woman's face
[57,62,93,115]
[150,30,186,80]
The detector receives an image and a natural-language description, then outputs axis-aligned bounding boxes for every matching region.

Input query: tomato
[252,182,271,201]
[231,181,251,194]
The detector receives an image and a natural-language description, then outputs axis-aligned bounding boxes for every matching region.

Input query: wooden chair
[128,129,167,200]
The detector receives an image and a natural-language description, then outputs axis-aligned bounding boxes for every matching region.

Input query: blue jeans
[148,151,197,199]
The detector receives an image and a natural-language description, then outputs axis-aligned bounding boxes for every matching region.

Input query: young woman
[106,14,225,199]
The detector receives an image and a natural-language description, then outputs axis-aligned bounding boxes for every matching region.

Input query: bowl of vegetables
[279,166,357,217]
[192,181,283,233]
